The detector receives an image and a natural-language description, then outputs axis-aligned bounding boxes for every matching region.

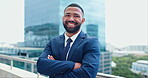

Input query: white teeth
[68,23,75,26]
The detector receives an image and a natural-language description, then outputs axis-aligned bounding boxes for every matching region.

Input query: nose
[68,16,74,21]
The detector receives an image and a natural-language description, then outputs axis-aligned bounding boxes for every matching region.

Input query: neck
[66,30,80,37]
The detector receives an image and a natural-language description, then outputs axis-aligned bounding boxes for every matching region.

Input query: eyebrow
[65,13,71,15]
[65,13,80,16]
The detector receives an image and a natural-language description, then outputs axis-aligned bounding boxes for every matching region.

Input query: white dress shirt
[64,30,81,60]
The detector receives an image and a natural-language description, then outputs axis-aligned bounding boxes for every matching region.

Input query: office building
[0,47,43,57]
[121,45,148,53]
[131,60,148,76]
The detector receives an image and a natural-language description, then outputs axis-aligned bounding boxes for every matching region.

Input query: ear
[82,18,85,24]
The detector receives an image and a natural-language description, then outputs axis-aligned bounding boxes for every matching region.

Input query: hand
[73,63,82,70]
[47,55,55,60]
[47,55,81,69]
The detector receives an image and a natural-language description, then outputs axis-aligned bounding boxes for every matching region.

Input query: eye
[74,15,80,18]
[65,14,70,17]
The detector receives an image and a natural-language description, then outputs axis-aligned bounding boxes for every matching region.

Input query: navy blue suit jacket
[37,31,100,78]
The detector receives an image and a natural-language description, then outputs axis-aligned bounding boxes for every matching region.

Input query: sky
[0,0,147,48]
[0,0,24,43]
[105,0,147,47]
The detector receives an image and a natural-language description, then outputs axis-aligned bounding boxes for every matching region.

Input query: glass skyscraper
[25,0,60,47]
[25,0,111,74]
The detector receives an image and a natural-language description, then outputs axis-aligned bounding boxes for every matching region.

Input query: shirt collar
[64,30,81,43]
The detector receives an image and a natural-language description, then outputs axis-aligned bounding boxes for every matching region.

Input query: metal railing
[97,73,125,78]
[0,54,41,78]
[0,54,124,78]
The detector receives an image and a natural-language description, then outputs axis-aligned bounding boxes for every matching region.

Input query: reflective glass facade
[25,0,60,47]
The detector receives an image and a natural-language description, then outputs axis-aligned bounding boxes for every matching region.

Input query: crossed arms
[48,55,81,70]
[37,38,100,78]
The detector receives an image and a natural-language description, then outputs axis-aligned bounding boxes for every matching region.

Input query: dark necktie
[61,38,72,60]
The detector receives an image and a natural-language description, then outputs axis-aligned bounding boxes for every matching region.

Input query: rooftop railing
[0,54,124,78]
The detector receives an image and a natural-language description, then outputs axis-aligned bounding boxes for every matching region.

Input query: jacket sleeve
[62,38,100,78]
[37,40,75,76]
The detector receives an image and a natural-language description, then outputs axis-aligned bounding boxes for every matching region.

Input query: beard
[63,21,81,33]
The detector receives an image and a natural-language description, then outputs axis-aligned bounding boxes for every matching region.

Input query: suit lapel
[59,34,65,60]
[67,31,86,60]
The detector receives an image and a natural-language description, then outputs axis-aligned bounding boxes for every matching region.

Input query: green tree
[112,55,148,78]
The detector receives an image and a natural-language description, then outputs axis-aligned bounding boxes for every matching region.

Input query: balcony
[0,54,124,78]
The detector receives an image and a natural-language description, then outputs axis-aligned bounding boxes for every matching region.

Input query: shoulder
[84,34,100,48]
[83,34,100,53]
[85,34,99,43]
[78,31,99,43]
[80,31,98,39]
[50,34,63,41]
[46,34,64,45]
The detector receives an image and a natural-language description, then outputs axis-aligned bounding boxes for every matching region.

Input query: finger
[50,56,55,60]
[47,55,51,59]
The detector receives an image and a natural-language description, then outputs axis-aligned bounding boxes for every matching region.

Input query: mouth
[67,22,76,27]
[66,21,77,27]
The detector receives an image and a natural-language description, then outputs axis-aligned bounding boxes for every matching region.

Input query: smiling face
[63,7,85,33]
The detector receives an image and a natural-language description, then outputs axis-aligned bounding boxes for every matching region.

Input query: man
[37,3,100,78]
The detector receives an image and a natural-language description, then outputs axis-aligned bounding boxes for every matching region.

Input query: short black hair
[64,3,84,15]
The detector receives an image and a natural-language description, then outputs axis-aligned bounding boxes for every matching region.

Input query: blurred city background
[0,0,147,78]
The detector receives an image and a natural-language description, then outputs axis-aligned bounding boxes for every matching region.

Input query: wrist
[73,63,82,70]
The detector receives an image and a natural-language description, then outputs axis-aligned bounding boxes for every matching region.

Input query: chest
[51,41,87,63]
